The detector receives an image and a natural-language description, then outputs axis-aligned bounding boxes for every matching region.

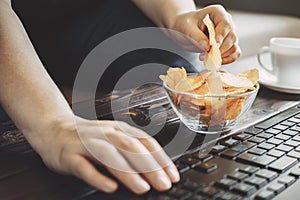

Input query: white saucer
[259,68,300,94]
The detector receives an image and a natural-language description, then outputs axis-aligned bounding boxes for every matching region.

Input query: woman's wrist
[22,113,77,154]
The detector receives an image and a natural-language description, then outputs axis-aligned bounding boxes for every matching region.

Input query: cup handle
[257,46,273,73]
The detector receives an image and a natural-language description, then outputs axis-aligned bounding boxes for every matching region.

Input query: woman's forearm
[132,0,196,29]
[0,3,74,148]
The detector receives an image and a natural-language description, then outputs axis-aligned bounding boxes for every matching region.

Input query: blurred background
[195,0,300,18]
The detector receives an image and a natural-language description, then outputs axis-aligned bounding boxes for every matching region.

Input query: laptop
[1,84,300,200]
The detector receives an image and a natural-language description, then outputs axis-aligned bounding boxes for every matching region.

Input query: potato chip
[225,97,245,120]
[175,71,210,92]
[160,67,187,89]
[237,68,259,85]
[167,67,187,83]
[159,75,175,89]
[203,14,222,70]
[219,71,254,89]
[160,67,259,126]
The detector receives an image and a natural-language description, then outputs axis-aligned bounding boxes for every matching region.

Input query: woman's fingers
[80,138,151,194]
[100,129,172,191]
[75,120,178,192]
[200,5,232,45]
[221,44,241,64]
[188,29,210,52]
[215,19,232,46]
[68,155,118,193]
[139,137,180,183]
[197,5,240,64]
[107,167,151,194]
[112,122,180,183]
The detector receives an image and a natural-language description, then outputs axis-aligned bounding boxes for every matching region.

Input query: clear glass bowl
[163,81,259,134]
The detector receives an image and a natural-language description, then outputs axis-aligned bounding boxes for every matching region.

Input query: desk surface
[0,84,299,200]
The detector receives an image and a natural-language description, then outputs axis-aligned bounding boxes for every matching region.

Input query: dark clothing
[12,0,156,90]
[12,0,193,92]
[0,0,194,121]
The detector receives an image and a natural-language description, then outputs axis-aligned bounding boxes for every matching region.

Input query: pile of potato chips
[159,67,259,124]
[160,14,259,127]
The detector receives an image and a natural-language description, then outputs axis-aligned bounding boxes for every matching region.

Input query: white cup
[257,37,300,87]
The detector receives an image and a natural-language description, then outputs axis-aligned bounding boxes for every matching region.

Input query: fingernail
[200,40,209,51]
[158,175,172,190]
[136,180,151,194]
[217,36,223,47]
[169,166,180,183]
[199,54,206,61]
[103,181,118,193]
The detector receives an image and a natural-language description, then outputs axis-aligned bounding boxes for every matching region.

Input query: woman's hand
[169,5,241,64]
[33,116,180,194]
[0,1,180,195]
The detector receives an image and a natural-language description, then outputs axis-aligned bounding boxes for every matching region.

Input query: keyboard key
[255,108,300,130]
[200,154,214,162]
[288,150,300,159]
[267,149,285,158]
[257,142,275,150]
[232,133,252,141]
[278,175,296,187]
[265,128,281,134]
[217,192,242,200]
[266,138,283,145]
[167,187,191,198]
[231,142,255,152]
[281,121,295,127]
[275,133,291,141]
[188,195,206,200]
[292,135,300,142]
[248,136,265,144]
[290,125,300,132]
[178,156,200,167]
[227,171,249,181]
[195,162,218,173]
[150,195,172,200]
[239,141,256,149]
[248,147,267,156]
[273,124,288,131]
[244,127,263,135]
[267,182,285,194]
[244,176,267,188]
[289,167,300,178]
[211,144,227,154]
[237,153,276,167]
[214,178,237,190]
[255,169,278,181]
[257,132,273,139]
[238,166,259,174]
[221,149,240,159]
[220,139,240,147]
[284,139,299,147]
[175,162,190,173]
[268,156,297,172]
[254,190,275,200]
[283,129,298,136]
[192,152,213,162]
[199,186,221,197]
[232,183,256,196]
[288,117,300,123]
[276,144,293,152]
[182,179,203,191]
[296,146,300,152]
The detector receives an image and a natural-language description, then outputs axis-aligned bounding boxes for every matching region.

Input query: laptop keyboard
[117,104,300,200]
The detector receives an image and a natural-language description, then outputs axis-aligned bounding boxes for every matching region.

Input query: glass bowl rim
[163,81,260,98]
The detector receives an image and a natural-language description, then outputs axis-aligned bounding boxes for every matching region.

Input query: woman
[0,0,240,194]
